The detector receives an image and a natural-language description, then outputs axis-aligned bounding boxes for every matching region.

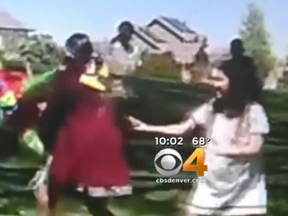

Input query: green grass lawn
[1,76,288,215]
[0,143,287,216]
[0,189,181,216]
[0,187,287,216]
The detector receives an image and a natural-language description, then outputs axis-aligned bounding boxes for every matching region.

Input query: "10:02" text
[155,137,210,146]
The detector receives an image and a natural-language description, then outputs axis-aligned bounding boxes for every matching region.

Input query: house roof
[160,16,195,34]
[0,10,33,30]
[147,16,198,42]
[133,28,161,50]
[138,27,166,43]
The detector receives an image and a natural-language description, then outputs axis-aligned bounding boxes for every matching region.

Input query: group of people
[0,20,269,216]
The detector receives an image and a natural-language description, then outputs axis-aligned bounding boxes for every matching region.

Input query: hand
[28,169,46,190]
[127,116,148,131]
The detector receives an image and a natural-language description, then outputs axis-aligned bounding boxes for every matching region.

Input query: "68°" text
[191,137,210,146]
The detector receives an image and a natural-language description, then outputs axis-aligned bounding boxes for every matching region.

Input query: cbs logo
[154,148,207,177]
[154,148,183,176]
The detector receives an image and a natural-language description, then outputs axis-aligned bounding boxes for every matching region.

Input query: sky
[0,0,287,57]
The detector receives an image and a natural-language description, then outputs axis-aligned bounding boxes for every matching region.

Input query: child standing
[129,68,269,216]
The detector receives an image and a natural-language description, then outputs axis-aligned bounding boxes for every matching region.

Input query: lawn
[0,76,288,215]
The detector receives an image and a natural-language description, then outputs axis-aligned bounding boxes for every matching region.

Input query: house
[95,17,232,82]
[0,10,34,51]
[207,47,230,66]
[108,16,207,65]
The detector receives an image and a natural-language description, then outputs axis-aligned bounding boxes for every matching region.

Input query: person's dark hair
[230,38,244,54]
[62,56,72,65]
[118,21,134,35]
[110,21,134,52]
[64,33,94,65]
[230,38,243,47]
[214,66,262,116]
[58,32,98,83]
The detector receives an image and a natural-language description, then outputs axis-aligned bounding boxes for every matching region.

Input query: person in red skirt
[38,33,132,216]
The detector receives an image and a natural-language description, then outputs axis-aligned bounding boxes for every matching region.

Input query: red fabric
[50,102,131,187]
[44,64,131,187]
[0,70,28,98]
[0,69,35,157]
[0,69,47,133]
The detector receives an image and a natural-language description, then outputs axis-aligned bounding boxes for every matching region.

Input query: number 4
[182,148,208,176]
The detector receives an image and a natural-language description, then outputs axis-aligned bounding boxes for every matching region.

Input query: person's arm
[129,116,195,135]
[129,103,209,135]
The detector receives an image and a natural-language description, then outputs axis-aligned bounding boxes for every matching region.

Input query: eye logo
[154,148,183,176]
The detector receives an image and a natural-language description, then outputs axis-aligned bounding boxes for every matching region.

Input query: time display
[155,137,184,146]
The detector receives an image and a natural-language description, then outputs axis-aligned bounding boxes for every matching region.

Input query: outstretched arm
[128,116,196,135]
[128,103,209,135]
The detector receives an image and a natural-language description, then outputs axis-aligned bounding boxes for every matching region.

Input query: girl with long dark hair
[129,66,269,215]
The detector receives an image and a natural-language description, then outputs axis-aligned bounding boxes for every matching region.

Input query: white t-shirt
[190,101,269,154]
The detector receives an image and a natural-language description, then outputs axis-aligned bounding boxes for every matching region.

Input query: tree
[17,34,64,73]
[240,3,276,77]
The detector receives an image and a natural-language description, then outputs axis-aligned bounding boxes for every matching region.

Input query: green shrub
[134,52,181,81]
[2,60,54,74]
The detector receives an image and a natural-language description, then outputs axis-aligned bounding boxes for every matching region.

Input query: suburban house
[113,16,207,64]
[94,16,210,82]
[0,10,34,51]
[207,47,230,66]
